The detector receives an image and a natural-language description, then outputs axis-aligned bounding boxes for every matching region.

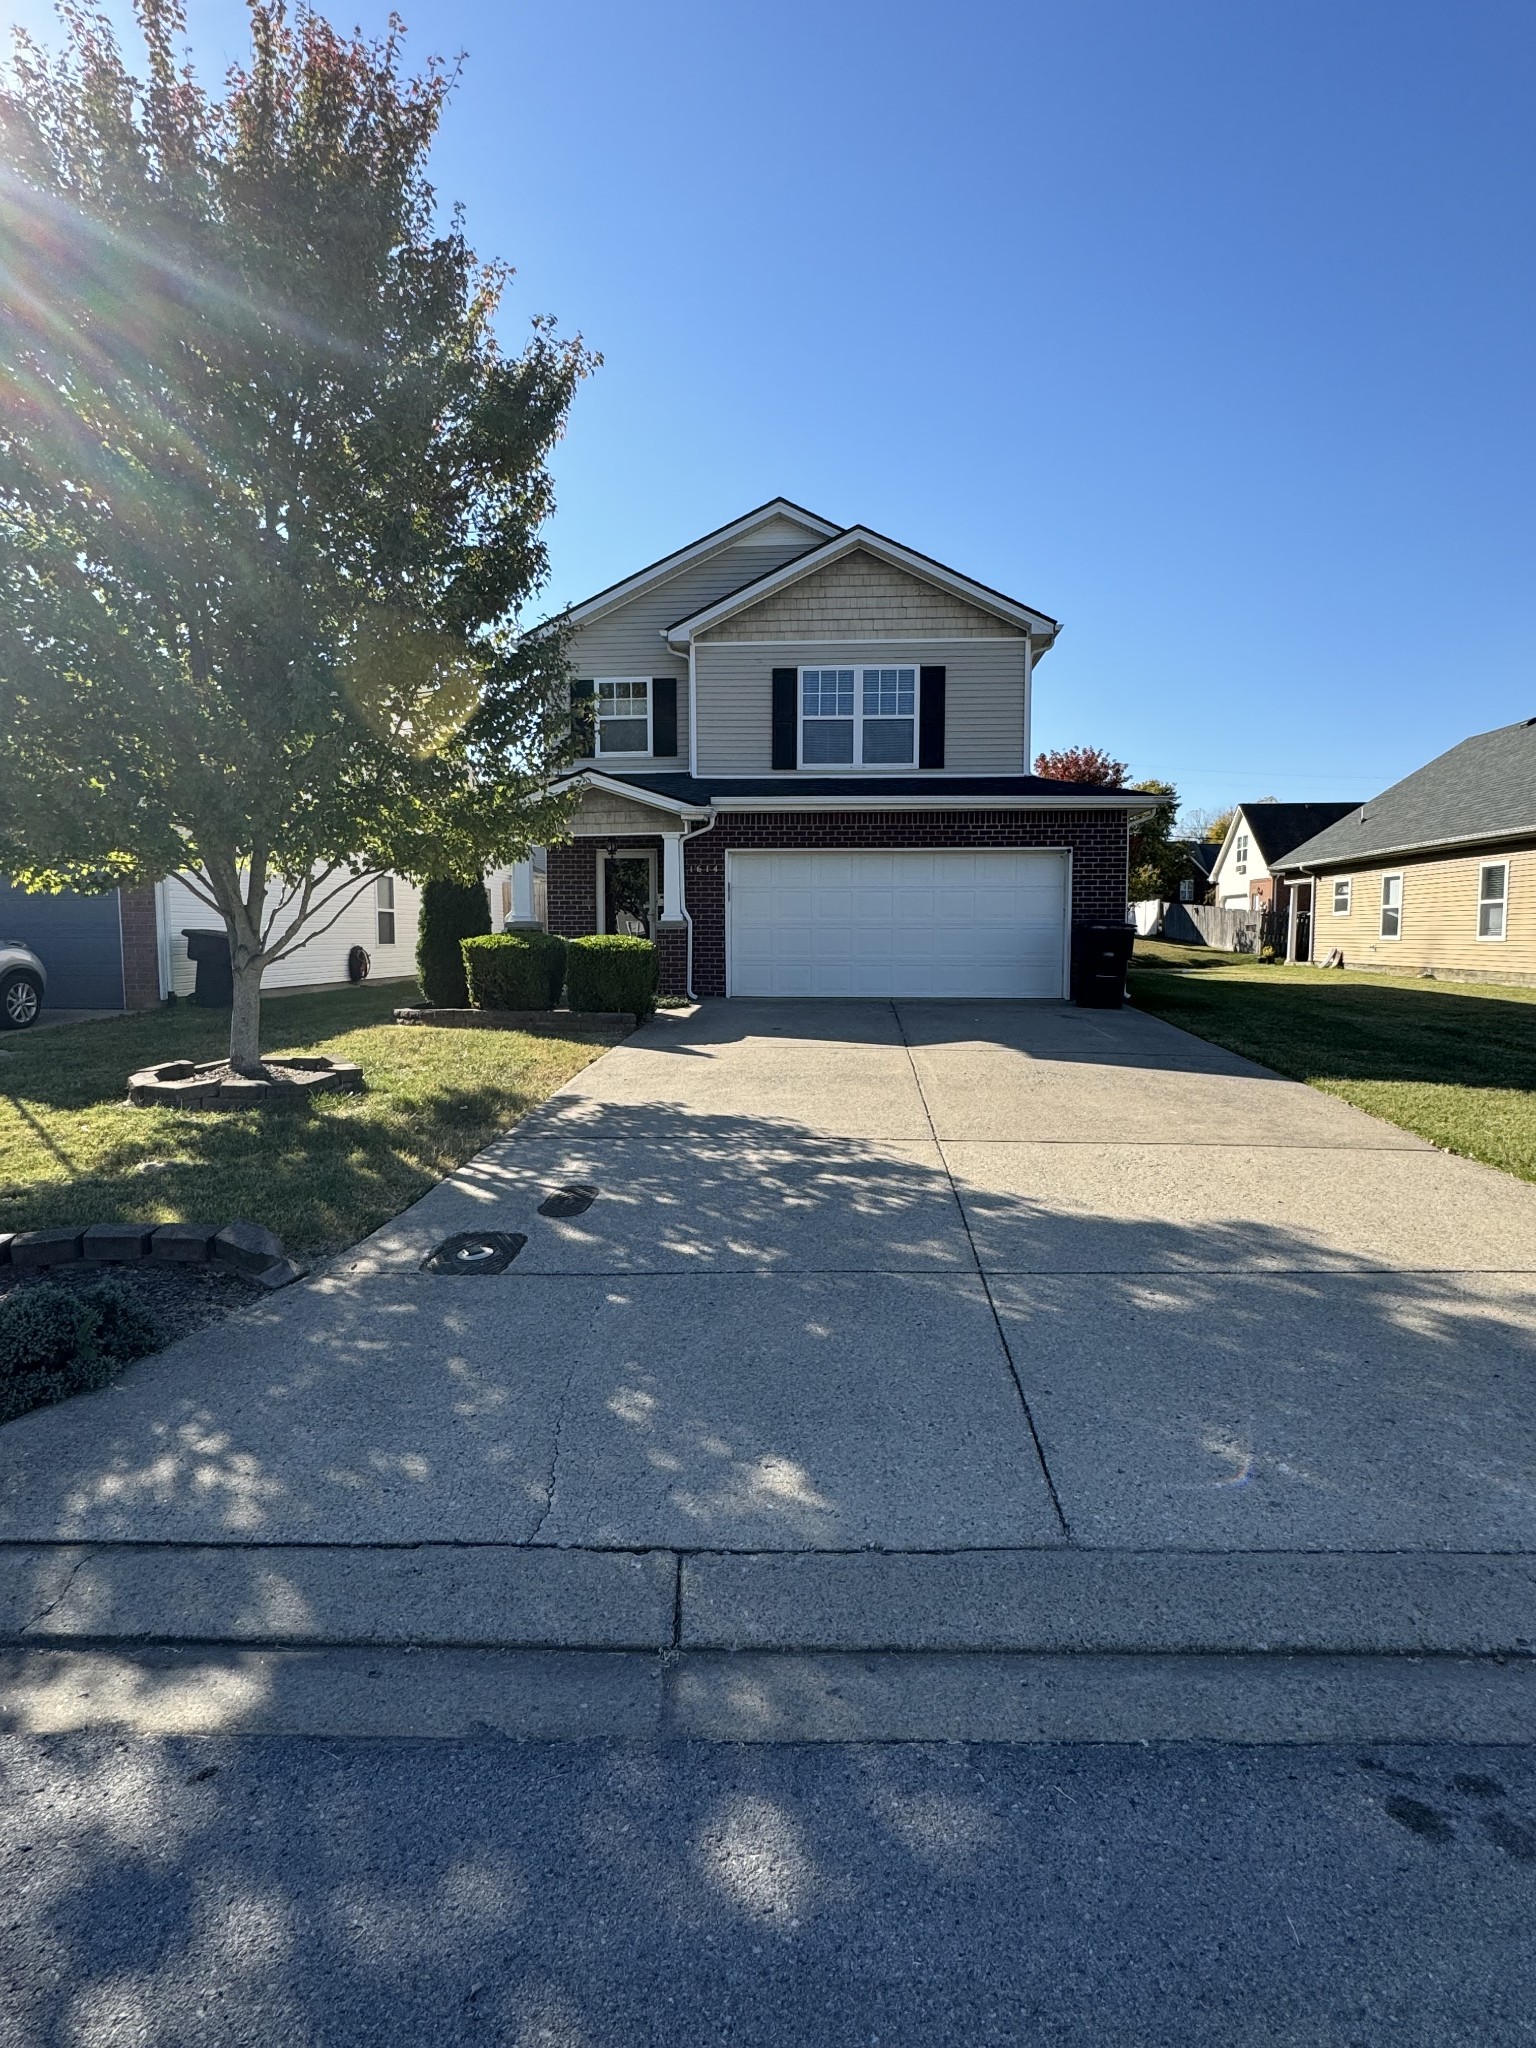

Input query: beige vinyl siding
[695,638,1029,777]
[161,871,422,996]
[1308,843,1536,980]
[704,548,1022,641]
[566,540,823,764]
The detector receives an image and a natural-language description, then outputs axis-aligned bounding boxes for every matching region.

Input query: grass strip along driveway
[1130,940,1536,1184]
[0,983,620,1260]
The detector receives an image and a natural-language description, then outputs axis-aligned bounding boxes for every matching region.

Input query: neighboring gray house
[501,499,1152,999]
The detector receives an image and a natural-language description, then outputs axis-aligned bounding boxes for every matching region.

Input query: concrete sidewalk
[1,998,1534,1738]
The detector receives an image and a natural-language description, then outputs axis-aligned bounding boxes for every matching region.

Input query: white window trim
[1234,832,1249,877]
[375,874,396,947]
[594,676,652,760]
[797,663,918,771]
[1379,871,1403,940]
[1332,877,1352,916]
[1477,860,1509,943]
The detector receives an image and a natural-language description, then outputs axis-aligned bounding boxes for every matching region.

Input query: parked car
[0,939,47,1028]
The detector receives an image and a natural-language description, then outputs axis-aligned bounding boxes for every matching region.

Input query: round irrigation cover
[421,1231,527,1275]
[537,1183,599,1219]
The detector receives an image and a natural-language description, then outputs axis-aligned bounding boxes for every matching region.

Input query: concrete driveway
[2,997,1535,1568]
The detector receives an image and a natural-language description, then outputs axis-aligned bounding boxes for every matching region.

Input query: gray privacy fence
[1161,902,1257,950]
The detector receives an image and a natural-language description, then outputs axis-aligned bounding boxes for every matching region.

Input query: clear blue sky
[11,0,1536,816]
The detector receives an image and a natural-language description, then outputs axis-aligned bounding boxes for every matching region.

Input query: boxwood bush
[565,935,658,1021]
[0,1277,161,1425]
[416,877,492,1007]
[462,931,567,1011]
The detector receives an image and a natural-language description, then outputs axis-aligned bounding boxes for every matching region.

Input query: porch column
[1285,881,1300,963]
[507,856,540,931]
[656,831,688,998]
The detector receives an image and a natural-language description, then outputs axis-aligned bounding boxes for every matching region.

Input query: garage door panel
[728,849,1068,999]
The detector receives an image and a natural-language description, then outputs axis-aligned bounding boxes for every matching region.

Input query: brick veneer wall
[682,808,1131,998]
[547,836,689,995]
[545,842,597,939]
[119,886,162,1009]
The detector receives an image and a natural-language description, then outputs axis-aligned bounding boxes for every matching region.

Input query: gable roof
[1275,718,1536,872]
[1229,801,1365,867]
[564,499,838,628]
[663,526,1061,647]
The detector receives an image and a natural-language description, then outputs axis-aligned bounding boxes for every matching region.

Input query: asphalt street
[3,1733,1535,2047]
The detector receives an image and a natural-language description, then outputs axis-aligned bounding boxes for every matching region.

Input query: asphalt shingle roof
[1275,718,1536,871]
[1238,802,1364,866]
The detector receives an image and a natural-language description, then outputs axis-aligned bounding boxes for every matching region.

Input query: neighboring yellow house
[1275,718,1536,983]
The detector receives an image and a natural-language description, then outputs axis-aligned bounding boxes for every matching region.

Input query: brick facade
[655,924,688,997]
[681,808,1130,999]
[548,834,689,997]
[118,886,162,1009]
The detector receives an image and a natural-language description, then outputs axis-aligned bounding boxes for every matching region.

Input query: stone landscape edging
[393,1006,636,1033]
[0,1220,304,1289]
[127,1056,365,1108]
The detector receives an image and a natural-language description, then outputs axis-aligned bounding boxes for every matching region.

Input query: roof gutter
[1274,820,1536,876]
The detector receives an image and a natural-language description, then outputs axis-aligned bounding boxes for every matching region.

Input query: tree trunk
[228,946,266,1076]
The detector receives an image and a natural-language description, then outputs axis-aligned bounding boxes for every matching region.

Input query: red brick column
[655,923,688,997]
[119,886,162,1009]
[545,843,597,938]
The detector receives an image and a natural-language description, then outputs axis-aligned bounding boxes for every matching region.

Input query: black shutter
[919,666,946,769]
[571,677,595,756]
[771,668,798,770]
[652,677,678,757]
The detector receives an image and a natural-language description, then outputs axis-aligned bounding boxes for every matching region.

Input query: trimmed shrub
[565,935,658,1021]
[416,877,492,1007]
[462,931,567,1011]
[0,1278,161,1425]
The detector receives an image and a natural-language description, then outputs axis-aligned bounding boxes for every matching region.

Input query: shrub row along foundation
[0,1220,303,1289]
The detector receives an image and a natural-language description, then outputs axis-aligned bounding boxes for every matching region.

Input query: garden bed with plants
[0,1264,261,1425]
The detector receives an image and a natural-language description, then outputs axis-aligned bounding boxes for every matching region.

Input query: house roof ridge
[558,499,841,627]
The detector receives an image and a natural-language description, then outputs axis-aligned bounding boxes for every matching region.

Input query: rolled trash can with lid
[1070,921,1136,1009]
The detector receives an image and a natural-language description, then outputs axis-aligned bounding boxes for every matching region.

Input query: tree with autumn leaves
[0,1,592,1072]
[1034,746,1183,900]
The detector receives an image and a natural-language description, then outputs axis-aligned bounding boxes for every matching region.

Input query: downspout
[1022,633,1033,768]
[679,812,719,1001]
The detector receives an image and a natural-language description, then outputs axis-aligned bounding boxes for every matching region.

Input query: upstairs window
[1234,832,1250,875]
[801,666,916,767]
[1479,862,1509,940]
[1333,878,1352,915]
[376,875,396,946]
[1380,871,1402,939]
[596,677,650,756]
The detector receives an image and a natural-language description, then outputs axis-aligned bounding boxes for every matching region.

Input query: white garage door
[727,850,1069,998]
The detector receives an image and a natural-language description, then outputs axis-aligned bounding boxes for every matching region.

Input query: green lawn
[1130,941,1536,1183]
[0,983,618,1259]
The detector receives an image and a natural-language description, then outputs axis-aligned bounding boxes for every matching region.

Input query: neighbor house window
[376,875,396,946]
[1478,862,1509,940]
[1379,872,1402,939]
[1333,878,1352,915]
[595,677,650,756]
[1234,832,1249,875]
[800,666,916,767]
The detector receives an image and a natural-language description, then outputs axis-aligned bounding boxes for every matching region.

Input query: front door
[601,853,655,938]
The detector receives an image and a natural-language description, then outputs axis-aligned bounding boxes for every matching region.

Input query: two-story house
[503,500,1147,999]
[1207,802,1364,914]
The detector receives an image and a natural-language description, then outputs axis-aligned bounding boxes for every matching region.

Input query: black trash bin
[1070,921,1136,1009]
[182,928,233,1008]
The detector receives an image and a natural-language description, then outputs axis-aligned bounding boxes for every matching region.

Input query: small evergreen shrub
[416,877,492,1007]
[0,1278,161,1425]
[462,931,567,1011]
[565,935,658,1021]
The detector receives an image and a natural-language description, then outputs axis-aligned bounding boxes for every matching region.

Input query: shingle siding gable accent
[700,548,1024,641]
[682,807,1129,997]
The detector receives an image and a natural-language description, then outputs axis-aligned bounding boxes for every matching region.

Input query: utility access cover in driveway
[421,1231,526,1275]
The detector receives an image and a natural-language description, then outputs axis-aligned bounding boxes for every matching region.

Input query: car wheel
[0,972,42,1029]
